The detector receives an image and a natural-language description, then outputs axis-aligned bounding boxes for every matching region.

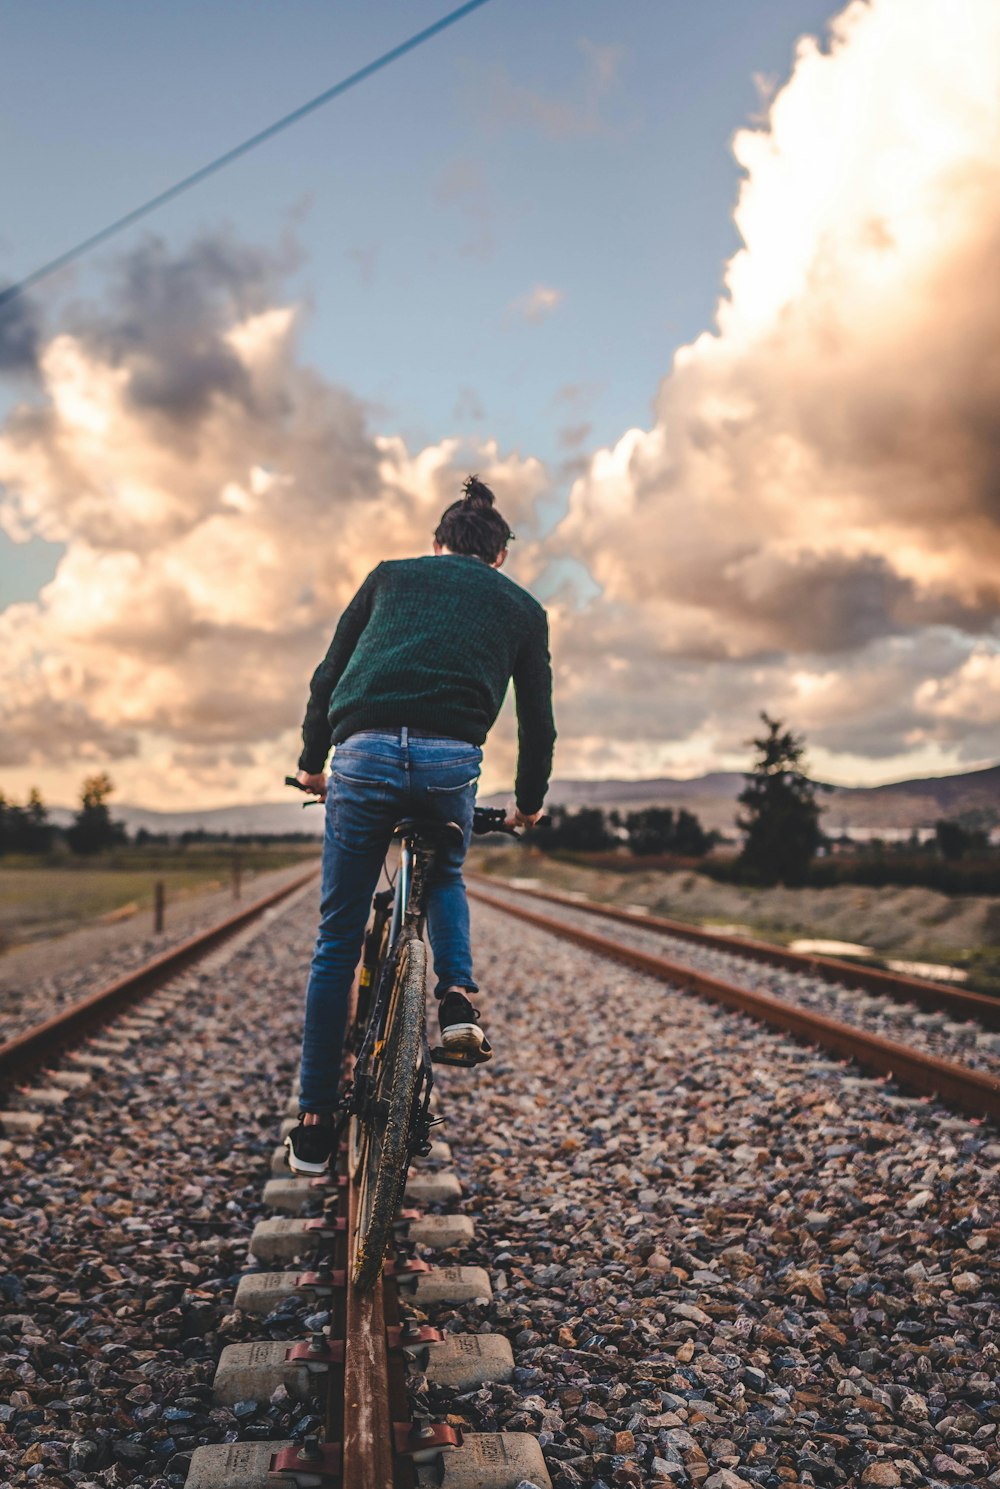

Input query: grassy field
[0,844,320,949]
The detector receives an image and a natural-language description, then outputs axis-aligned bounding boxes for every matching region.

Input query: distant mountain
[45,761,999,838]
[824,763,1000,833]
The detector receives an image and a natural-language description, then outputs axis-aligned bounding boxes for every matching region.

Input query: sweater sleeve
[297,567,381,772]
[512,609,557,814]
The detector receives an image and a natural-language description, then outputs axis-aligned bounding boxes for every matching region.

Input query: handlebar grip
[285,775,309,792]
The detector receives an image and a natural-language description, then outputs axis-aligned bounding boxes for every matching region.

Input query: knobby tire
[352,932,425,1292]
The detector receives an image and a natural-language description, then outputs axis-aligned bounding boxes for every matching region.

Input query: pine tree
[67,772,123,855]
[737,715,825,886]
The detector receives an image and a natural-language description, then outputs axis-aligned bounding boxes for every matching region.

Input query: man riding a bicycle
[286,475,556,1174]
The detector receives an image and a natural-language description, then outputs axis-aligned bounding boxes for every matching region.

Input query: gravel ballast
[423,901,999,1489]
[2,888,997,1489]
[473,882,1000,1078]
[0,891,319,1489]
[0,863,318,1045]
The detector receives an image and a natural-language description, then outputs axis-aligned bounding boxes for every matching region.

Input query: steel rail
[469,885,1000,1123]
[468,873,1000,1028]
[339,966,397,1489]
[0,864,320,1086]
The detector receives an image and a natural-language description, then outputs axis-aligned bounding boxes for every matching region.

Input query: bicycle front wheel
[351,931,426,1292]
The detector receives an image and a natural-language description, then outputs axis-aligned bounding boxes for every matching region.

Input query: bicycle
[285,779,534,1291]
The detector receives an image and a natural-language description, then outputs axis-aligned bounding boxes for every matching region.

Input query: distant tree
[534,805,614,852]
[737,715,826,886]
[0,787,53,854]
[623,807,714,857]
[67,772,125,855]
[935,817,988,861]
[625,807,677,855]
[675,807,714,856]
[22,788,53,853]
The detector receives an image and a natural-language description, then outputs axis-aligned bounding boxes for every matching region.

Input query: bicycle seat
[392,817,465,850]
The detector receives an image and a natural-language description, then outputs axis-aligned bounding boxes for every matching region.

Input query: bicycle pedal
[430,1041,493,1068]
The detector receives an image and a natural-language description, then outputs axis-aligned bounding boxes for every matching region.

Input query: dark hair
[434,475,513,564]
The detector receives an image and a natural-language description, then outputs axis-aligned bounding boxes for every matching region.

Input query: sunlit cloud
[3,0,1000,810]
[0,235,549,806]
[551,0,1000,777]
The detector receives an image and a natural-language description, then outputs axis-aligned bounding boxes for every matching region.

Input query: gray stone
[185,1440,297,1489]
[212,1342,329,1405]
[400,1265,492,1306]
[436,1434,551,1488]
[19,1086,71,1107]
[67,1053,113,1071]
[407,1214,475,1250]
[0,1110,44,1135]
[405,1170,463,1205]
[271,1143,291,1175]
[250,1217,339,1264]
[420,1333,515,1388]
[262,1177,329,1214]
[423,1141,453,1165]
[49,1069,92,1089]
[234,1271,338,1315]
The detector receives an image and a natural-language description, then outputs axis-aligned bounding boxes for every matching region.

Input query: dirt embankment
[471,848,1000,966]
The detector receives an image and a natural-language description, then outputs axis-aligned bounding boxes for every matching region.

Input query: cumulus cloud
[4,0,1000,809]
[0,235,549,804]
[551,0,1000,777]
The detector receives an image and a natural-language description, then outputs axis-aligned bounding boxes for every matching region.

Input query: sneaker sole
[441,1021,485,1054]
[283,1136,330,1176]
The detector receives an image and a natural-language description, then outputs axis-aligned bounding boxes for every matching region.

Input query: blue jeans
[298,728,482,1114]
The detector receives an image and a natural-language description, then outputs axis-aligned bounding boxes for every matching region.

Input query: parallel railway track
[468,877,1000,1124]
[0,865,321,1089]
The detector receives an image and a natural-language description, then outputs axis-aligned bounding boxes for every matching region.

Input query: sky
[1,0,999,810]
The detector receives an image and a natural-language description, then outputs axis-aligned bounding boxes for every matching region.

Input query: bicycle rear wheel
[351,931,426,1292]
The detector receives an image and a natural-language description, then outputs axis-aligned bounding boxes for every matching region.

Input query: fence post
[232,848,242,901]
[154,880,165,934]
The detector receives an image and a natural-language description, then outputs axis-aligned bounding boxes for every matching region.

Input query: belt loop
[401,726,408,748]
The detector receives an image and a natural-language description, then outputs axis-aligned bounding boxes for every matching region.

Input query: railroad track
[468,877,1000,1124]
[468,875,999,1028]
[2,886,997,1488]
[0,873,552,1489]
[0,865,322,1090]
[186,978,552,1489]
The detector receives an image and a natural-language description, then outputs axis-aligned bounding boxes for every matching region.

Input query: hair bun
[462,474,495,509]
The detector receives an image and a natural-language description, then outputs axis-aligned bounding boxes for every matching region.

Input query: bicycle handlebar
[285,777,546,833]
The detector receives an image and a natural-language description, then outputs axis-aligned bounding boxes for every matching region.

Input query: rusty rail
[469,873,1000,1028]
[470,884,1000,1123]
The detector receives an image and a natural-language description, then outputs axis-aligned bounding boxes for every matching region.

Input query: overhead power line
[0,0,495,311]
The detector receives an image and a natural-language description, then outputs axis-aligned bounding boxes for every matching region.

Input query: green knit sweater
[298,555,556,813]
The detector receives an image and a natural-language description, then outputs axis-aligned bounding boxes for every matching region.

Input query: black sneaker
[438,989,486,1055]
[284,1115,336,1175]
